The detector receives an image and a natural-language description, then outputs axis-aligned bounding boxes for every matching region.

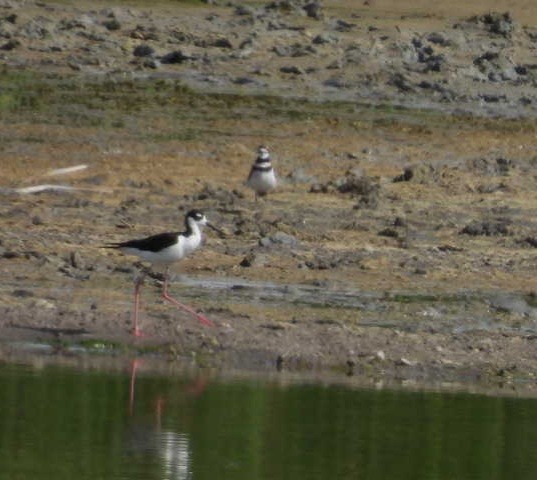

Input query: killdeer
[246,145,277,201]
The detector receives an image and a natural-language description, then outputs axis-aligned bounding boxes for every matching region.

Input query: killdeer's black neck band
[252,164,273,172]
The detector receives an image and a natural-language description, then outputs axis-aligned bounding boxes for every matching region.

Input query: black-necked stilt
[106,210,220,336]
[246,145,277,201]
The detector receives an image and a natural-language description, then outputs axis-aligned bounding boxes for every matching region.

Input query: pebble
[161,50,194,64]
[260,232,298,248]
[304,2,323,19]
[312,33,338,45]
[397,357,416,367]
[460,220,510,236]
[240,252,269,267]
[69,251,86,270]
[133,44,155,57]
[280,65,304,75]
[33,299,56,310]
[12,289,34,298]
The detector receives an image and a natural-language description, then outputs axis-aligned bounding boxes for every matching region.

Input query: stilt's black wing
[106,232,179,252]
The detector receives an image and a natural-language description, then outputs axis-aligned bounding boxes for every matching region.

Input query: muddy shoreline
[0,0,536,394]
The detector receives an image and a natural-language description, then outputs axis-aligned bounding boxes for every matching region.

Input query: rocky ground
[1,0,537,116]
[0,0,536,394]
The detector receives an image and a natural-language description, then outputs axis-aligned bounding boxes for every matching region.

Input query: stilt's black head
[186,210,205,222]
[184,209,225,237]
[184,209,207,230]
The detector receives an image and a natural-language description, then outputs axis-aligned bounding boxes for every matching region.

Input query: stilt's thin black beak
[207,222,226,238]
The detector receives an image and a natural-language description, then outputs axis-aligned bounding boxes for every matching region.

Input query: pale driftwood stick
[43,164,89,177]
[13,184,111,194]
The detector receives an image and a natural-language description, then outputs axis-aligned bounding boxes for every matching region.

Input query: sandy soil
[0,0,536,394]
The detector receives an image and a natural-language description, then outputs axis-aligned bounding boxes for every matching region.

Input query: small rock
[468,157,514,176]
[260,323,286,331]
[260,232,298,248]
[304,1,323,20]
[102,18,121,31]
[522,237,537,248]
[378,228,399,238]
[393,217,407,227]
[239,252,269,267]
[133,44,155,57]
[12,289,34,298]
[474,11,515,37]
[143,58,160,69]
[326,60,344,70]
[70,251,86,270]
[479,94,507,103]
[426,32,451,46]
[212,37,233,49]
[161,50,193,64]
[0,39,20,51]
[342,173,380,208]
[388,73,414,92]
[309,183,329,193]
[312,33,338,45]
[280,65,304,74]
[334,19,356,32]
[397,357,416,366]
[393,167,414,182]
[233,76,256,85]
[460,219,510,236]
[33,298,56,310]
[3,13,17,24]
[323,76,346,86]
[275,43,316,57]
[304,258,335,270]
[235,5,255,16]
[130,25,159,41]
[393,164,435,183]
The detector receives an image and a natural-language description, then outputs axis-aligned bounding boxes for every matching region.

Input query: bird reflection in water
[125,359,209,480]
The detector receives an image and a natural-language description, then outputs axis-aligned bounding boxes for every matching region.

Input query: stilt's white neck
[186,218,203,238]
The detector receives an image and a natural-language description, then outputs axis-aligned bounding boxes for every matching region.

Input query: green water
[0,361,536,480]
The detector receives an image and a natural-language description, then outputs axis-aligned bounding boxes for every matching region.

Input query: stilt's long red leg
[161,270,214,327]
[132,275,145,337]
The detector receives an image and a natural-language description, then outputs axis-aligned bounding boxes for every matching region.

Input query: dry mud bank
[0,0,536,393]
